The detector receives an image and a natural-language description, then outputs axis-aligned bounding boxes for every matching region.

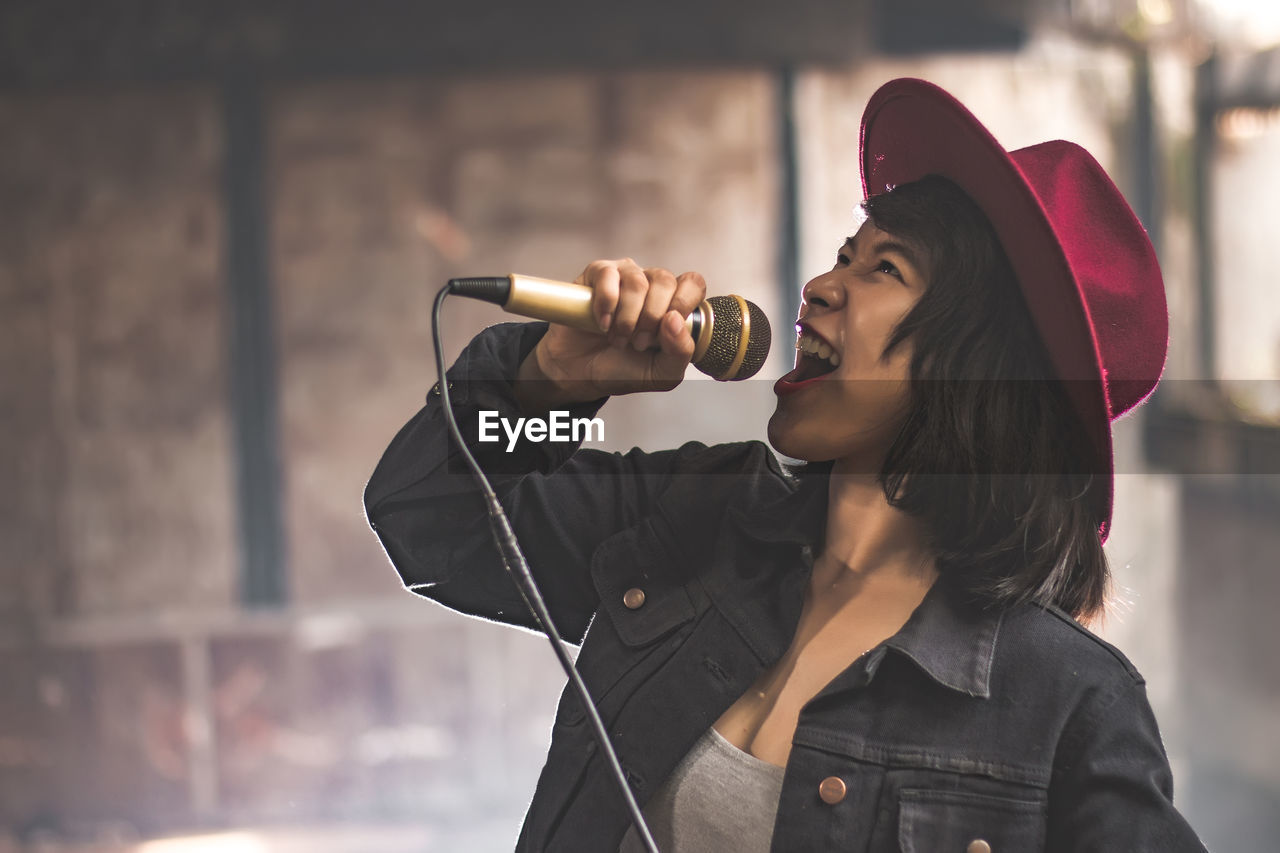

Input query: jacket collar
[877,578,1001,698]
[727,470,1001,699]
[725,467,827,547]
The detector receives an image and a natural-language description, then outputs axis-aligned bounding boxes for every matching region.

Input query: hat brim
[859,78,1114,535]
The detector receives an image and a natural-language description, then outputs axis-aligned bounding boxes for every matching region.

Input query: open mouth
[775,327,840,393]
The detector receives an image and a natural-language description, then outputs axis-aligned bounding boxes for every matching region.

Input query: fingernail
[599,312,612,333]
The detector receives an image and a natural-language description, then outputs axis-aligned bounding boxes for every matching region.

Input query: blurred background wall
[0,1,1277,851]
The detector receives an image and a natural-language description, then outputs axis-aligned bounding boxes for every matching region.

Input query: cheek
[849,294,916,356]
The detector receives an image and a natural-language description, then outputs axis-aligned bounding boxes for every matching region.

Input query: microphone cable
[431,282,661,853]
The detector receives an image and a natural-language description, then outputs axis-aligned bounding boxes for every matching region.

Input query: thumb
[651,310,695,382]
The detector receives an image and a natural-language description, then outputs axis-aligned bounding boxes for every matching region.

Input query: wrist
[515,343,594,413]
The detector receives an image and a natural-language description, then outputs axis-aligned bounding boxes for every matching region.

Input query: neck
[819,461,937,591]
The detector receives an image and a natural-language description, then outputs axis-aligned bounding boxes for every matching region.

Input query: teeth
[794,331,839,366]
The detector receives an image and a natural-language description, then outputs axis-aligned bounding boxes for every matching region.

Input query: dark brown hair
[807,175,1108,620]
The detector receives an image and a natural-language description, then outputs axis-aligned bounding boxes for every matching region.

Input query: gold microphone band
[722,294,751,380]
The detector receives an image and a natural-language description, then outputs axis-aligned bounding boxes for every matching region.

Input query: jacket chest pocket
[898,788,1046,853]
[561,518,696,724]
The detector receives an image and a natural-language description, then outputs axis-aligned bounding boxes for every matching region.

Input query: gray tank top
[617,727,786,853]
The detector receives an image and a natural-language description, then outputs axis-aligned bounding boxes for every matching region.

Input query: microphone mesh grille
[740,300,771,379]
[698,296,740,379]
[696,296,772,380]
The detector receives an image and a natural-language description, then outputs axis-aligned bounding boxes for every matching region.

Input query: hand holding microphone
[448,259,771,408]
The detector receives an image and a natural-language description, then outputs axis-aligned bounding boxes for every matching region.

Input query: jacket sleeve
[363,321,695,644]
[1047,673,1207,852]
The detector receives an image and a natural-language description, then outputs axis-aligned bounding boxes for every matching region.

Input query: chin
[767,413,836,463]
[768,408,901,475]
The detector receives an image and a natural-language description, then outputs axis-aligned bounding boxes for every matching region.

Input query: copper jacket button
[623,588,646,610]
[967,840,992,853]
[817,776,846,804]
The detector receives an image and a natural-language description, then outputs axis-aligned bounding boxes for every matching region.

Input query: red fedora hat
[859,78,1168,539]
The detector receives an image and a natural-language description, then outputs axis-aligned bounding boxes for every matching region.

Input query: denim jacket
[364,322,1206,852]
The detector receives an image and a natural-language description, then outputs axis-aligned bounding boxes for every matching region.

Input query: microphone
[448,274,772,381]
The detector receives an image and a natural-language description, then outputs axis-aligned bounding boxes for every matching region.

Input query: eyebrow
[843,234,925,272]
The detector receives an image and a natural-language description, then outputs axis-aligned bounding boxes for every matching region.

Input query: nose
[801,271,845,313]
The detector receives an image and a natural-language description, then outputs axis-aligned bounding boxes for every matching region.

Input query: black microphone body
[449,274,771,381]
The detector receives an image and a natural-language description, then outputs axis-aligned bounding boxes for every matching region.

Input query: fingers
[611,261,651,348]
[652,273,703,373]
[670,271,707,322]
[559,258,704,395]
[580,260,620,333]
[578,260,701,352]
[629,268,678,352]
[655,308,696,364]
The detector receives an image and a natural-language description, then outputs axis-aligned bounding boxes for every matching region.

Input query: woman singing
[364,78,1206,851]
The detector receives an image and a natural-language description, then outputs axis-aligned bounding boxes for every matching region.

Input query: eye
[834,250,851,268]
[876,259,903,280]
